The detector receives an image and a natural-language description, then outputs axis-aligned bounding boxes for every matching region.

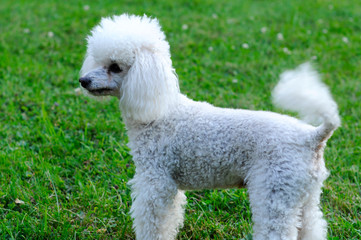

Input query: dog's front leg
[129,172,187,240]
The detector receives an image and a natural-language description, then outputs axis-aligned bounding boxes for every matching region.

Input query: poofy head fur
[80,14,179,122]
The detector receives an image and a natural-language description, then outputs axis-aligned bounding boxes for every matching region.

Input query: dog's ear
[120,48,179,122]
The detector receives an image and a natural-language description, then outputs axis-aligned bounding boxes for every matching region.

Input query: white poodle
[79,14,340,240]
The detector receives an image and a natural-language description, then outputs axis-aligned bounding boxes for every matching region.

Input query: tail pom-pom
[272,63,340,129]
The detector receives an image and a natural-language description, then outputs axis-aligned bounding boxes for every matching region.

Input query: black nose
[79,77,91,88]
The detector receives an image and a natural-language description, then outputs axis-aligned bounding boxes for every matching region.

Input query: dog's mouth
[88,88,114,95]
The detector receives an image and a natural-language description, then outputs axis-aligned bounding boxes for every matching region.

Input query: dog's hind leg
[129,172,186,240]
[247,160,308,240]
[297,186,327,240]
[297,170,328,240]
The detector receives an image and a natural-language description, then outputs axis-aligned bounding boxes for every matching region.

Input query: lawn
[0,0,360,239]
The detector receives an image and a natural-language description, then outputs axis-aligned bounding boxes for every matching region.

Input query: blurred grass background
[0,0,360,239]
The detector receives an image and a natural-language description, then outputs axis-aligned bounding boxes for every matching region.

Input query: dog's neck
[120,92,180,126]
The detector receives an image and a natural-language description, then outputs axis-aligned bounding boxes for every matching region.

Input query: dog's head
[79,14,180,122]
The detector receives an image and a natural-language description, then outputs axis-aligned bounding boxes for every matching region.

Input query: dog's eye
[108,63,122,73]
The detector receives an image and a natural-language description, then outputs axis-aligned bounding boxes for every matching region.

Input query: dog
[79,14,340,240]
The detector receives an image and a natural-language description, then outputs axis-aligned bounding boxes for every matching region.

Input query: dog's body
[79,14,340,240]
[128,96,321,191]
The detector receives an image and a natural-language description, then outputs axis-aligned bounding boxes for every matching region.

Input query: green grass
[0,0,360,239]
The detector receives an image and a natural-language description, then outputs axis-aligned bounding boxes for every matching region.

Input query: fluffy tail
[272,63,340,141]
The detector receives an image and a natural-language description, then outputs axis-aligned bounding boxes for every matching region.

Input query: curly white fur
[81,14,179,122]
[79,14,340,240]
[273,62,340,129]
